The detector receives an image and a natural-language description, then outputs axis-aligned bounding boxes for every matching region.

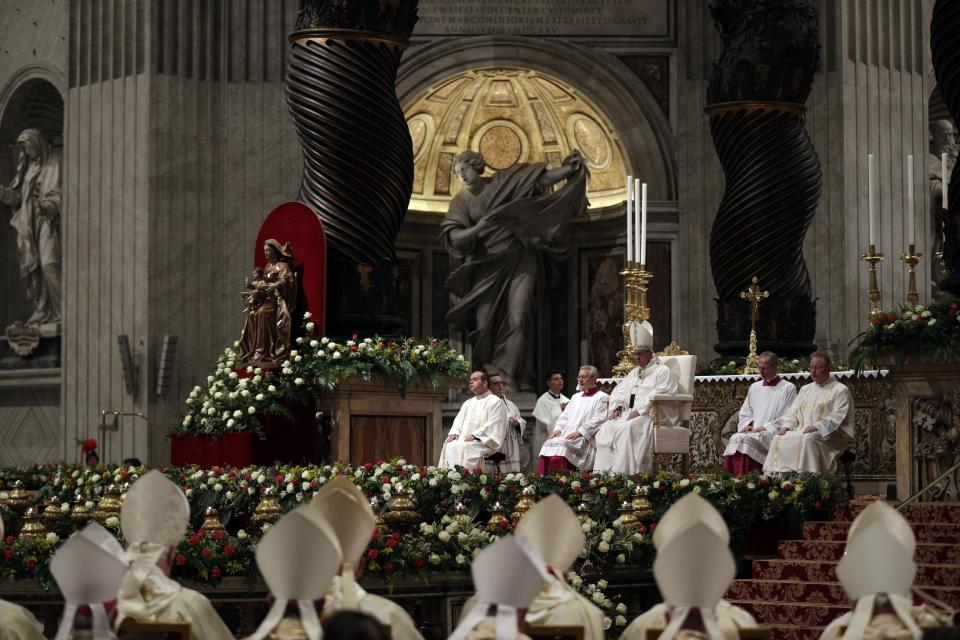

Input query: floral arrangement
[173,313,471,438]
[849,300,960,371]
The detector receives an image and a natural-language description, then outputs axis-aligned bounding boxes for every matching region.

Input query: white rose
[693,485,702,494]
[248,486,256,495]
[598,541,610,553]
[768,490,779,500]
[438,531,451,542]
[747,482,756,489]
[599,486,608,495]
[317,350,325,357]
[332,351,342,359]
[226,419,235,427]
[287,482,295,493]
[321,337,329,344]
[679,478,691,488]
[428,478,437,487]
[60,502,70,512]
[429,553,441,564]
[255,394,264,401]
[616,603,628,614]
[237,529,248,539]
[105,516,119,527]
[455,554,466,565]
[294,355,302,362]
[615,615,627,626]
[306,321,315,331]
[46,532,59,543]
[294,377,305,385]
[929,318,937,326]
[615,553,626,564]
[214,483,223,492]
[303,311,312,319]
[268,385,277,393]
[225,491,234,499]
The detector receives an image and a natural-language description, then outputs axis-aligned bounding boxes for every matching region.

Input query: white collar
[474,390,491,399]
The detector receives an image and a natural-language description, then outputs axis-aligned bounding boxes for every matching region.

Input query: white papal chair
[649,343,697,474]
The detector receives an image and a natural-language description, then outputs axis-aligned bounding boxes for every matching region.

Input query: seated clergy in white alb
[439,370,509,471]
[593,324,678,475]
[531,371,569,469]
[722,351,797,476]
[488,372,527,473]
[536,365,608,475]
[763,352,853,475]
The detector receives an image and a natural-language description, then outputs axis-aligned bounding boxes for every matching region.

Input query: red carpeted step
[727,580,849,605]
[833,501,960,524]
[803,521,960,544]
[727,600,849,627]
[750,559,960,586]
[778,540,960,564]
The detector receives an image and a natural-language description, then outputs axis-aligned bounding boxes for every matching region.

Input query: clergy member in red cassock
[722,351,797,475]
[439,370,509,471]
[536,365,609,474]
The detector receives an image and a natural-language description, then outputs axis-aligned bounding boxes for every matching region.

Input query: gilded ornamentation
[659,341,689,357]
[383,484,420,528]
[202,507,225,533]
[511,486,537,521]
[615,501,638,530]
[252,488,283,526]
[92,484,123,525]
[70,494,91,526]
[18,507,47,540]
[486,502,508,531]
[2,481,32,513]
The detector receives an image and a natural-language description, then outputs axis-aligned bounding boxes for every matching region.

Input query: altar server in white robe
[114,471,233,639]
[489,372,527,473]
[449,536,549,640]
[530,371,568,470]
[722,351,797,475]
[439,370,509,471]
[245,504,342,640]
[537,365,608,474]
[622,494,758,640]
[0,517,45,640]
[313,478,424,640]
[820,502,951,640]
[594,323,678,474]
[763,352,853,475]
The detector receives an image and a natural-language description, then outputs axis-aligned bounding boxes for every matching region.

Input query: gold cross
[739,276,769,332]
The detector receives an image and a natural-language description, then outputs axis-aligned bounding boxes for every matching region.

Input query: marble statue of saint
[0,129,62,326]
[239,239,297,363]
[440,149,589,391]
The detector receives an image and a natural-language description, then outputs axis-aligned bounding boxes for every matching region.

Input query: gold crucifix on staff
[740,276,769,373]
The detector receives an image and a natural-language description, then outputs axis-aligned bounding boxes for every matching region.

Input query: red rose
[211,566,221,578]
[310,480,319,490]
[224,545,235,556]
[228,470,237,478]
[364,463,373,471]
[201,548,211,559]
[382,477,391,484]
[385,563,395,573]
[3,549,13,560]
[638,524,647,533]
[386,538,398,548]
[649,523,657,531]
[573,487,582,495]
[4,535,14,545]
[498,519,510,530]
[350,345,358,352]
[371,529,380,541]
[198,529,206,537]
[782,482,793,492]
[175,553,186,566]
[275,474,284,484]
[414,557,424,567]
[188,535,201,546]
[581,473,591,481]
[391,531,401,540]
[367,549,379,560]
[24,559,36,570]
[212,530,224,540]
[814,501,822,510]
[609,490,617,497]
[759,478,769,488]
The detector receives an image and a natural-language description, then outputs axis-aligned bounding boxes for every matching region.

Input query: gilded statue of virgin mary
[239,239,297,363]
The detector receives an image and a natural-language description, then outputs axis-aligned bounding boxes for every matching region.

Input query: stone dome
[404,68,628,214]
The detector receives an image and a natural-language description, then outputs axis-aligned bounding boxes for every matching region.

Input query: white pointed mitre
[120,470,190,547]
[310,476,376,565]
[51,523,129,606]
[256,506,343,601]
[652,492,730,550]
[837,523,916,600]
[845,501,915,553]
[629,321,654,349]
[515,494,585,573]
[473,535,550,608]
[654,520,736,609]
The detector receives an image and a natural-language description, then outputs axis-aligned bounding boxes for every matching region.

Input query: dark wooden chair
[116,619,191,640]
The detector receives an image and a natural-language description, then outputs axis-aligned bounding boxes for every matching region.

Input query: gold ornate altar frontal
[599,370,897,479]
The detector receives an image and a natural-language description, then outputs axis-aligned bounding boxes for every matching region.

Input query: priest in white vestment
[722,351,797,475]
[530,371,568,470]
[488,372,527,473]
[439,371,509,471]
[115,471,233,640]
[313,478,424,640]
[763,352,853,475]
[537,365,608,474]
[594,325,678,475]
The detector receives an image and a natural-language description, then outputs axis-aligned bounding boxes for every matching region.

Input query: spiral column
[706,0,821,358]
[932,0,960,297]
[286,0,419,336]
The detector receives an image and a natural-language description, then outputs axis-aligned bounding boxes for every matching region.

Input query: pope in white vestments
[489,373,527,473]
[594,338,678,475]
[530,371,568,470]
[723,352,797,475]
[439,371,509,471]
[537,366,608,474]
[763,353,853,475]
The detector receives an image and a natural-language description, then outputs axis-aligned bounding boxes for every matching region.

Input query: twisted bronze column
[286,0,419,335]
[707,0,821,358]
[932,0,960,297]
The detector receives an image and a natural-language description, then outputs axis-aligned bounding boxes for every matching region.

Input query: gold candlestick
[613,261,639,377]
[900,244,923,307]
[636,263,653,322]
[861,244,885,323]
[739,276,769,373]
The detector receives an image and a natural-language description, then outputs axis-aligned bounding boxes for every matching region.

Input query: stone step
[778,539,960,565]
[802,521,960,544]
[750,559,960,587]
[833,501,960,524]
[727,600,848,627]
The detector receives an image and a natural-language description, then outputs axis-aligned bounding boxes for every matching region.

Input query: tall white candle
[943,152,949,210]
[626,176,633,263]
[907,154,915,246]
[634,178,641,263]
[640,182,648,266]
[868,153,877,246]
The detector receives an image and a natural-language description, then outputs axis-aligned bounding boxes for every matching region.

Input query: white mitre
[450,536,551,640]
[629,321,654,350]
[50,522,129,640]
[653,520,737,640]
[652,492,730,550]
[835,513,919,640]
[844,501,915,553]
[310,477,377,608]
[514,493,584,576]
[116,470,191,623]
[247,505,343,640]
